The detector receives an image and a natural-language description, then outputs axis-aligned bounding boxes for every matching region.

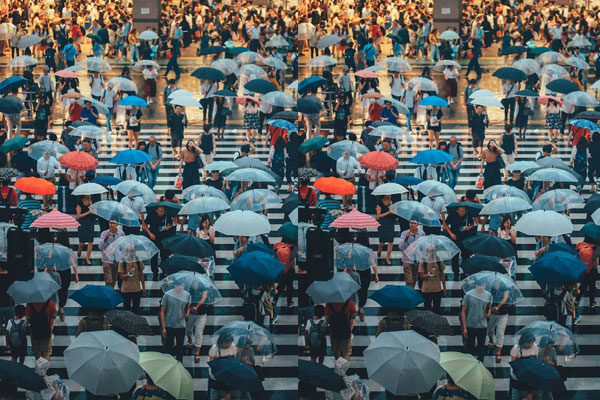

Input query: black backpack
[10,319,27,348]
[308,320,326,349]
[380,316,408,333]
[30,301,52,340]
[0,187,13,207]
[299,188,314,207]
[241,290,265,322]
[544,289,567,322]
[328,300,351,340]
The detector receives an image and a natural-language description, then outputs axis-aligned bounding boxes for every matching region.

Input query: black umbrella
[509,358,566,392]
[162,234,215,258]
[576,110,600,120]
[105,310,153,335]
[298,97,323,114]
[208,358,264,392]
[460,254,507,275]
[515,89,539,97]
[463,234,516,258]
[405,310,453,336]
[159,254,206,275]
[299,360,346,391]
[0,360,46,391]
[0,76,28,95]
[244,78,278,94]
[546,79,579,94]
[198,45,226,55]
[272,111,298,120]
[191,67,226,81]
[492,67,528,81]
[214,89,237,97]
[502,45,528,55]
[281,194,298,215]
[0,98,24,114]
[584,193,600,214]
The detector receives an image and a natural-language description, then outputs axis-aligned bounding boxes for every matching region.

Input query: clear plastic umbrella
[211,59,239,75]
[107,77,138,93]
[317,34,341,49]
[415,180,457,204]
[35,243,76,271]
[182,185,229,202]
[85,57,111,72]
[389,200,441,227]
[483,184,531,202]
[516,320,579,363]
[262,91,295,107]
[160,271,221,304]
[542,64,568,76]
[7,272,60,303]
[335,243,376,271]
[306,272,361,303]
[167,89,194,100]
[28,140,70,160]
[515,210,573,236]
[297,22,316,40]
[407,77,438,92]
[76,97,109,114]
[215,321,277,362]
[533,189,584,212]
[240,64,267,78]
[169,96,201,108]
[564,91,597,107]
[89,200,141,226]
[527,168,579,183]
[230,189,281,212]
[132,60,160,72]
[404,235,460,262]
[203,161,239,172]
[214,210,271,236]
[69,125,110,141]
[470,96,505,108]
[439,30,460,40]
[103,234,159,263]
[372,183,408,196]
[307,55,337,68]
[461,271,523,304]
[512,59,540,76]
[469,89,496,99]
[564,57,589,70]
[327,140,369,160]
[537,51,565,63]
[178,197,230,215]
[139,30,159,41]
[72,183,108,196]
[115,181,156,204]
[506,161,540,172]
[226,167,276,183]
[369,125,412,141]
[236,51,264,64]
[17,34,41,49]
[433,60,461,72]
[479,197,532,215]
[261,56,287,70]
[8,55,37,67]
[375,97,410,114]
[265,34,289,48]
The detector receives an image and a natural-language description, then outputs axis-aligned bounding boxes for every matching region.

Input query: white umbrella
[541,64,568,76]
[470,96,505,108]
[85,57,111,72]
[240,64,267,78]
[440,30,460,40]
[133,60,161,72]
[372,183,408,196]
[385,57,411,73]
[262,91,296,107]
[297,22,316,40]
[512,59,540,75]
[568,36,593,48]
[469,89,496,99]
[261,56,287,70]
[168,89,194,100]
[307,55,337,68]
[527,167,579,183]
[72,183,108,196]
[591,208,600,225]
[289,207,298,225]
[169,96,202,108]
[8,55,37,67]
[564,91,598,107]
[515,210,573,236]
[564,56,589,70]
[76,97,109,114]
[139,30,159,41]
[433,60,461,71]
[265,34,289,48]
[107,77,138,93]
[115,181,156,204]
[376,97,410,114]
[211,58,239,75]
[178,197,230,215]
[317,34,341,49]
[214,210,271,236]
[407,77,438,92]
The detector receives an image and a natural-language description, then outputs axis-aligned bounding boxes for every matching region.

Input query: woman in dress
[244,98,260,142]
[178,140,203,189]
[76,195,95,265]
[443,65,459,104]
[479,140,504,189]
[142,65,158,104]
[126,105,143,149]
[375,195,396,265]
[545,98,562,143]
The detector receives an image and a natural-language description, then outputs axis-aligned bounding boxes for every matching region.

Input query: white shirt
[366,168,386,190]
[336,156,361,179]
[248,26,260,40]
[89,75,104,97]
[67,168,86,190]
[102,88,115,108]
[113,165,136,181]
[421,196,446,218]
[143,67,158,80]
[120,196,145,215]
[36,156,60,178]
[390,75,405,97]
[443,68,459,80]
[502,82,518,99]
[401,88,416,108]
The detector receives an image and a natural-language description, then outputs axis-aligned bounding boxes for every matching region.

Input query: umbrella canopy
[0,76,28,95]
[314,177,356,195]
[161,271,221,304]
[35,243,76,271]
[439,30,460,40]
[191,67,226,81]
[410,149,452,165]
[8,55,37,67]
[433,60,461,72]
[298,360,346,391]
[439,352,495,400]
[461,254,507,275]
[506,161,541,172]
[372,183,408,196]
[515,210,573,236]
[565,91,598,107]
[392,176,424,186]
[110,149,152,165]
[30,208,80,229]
[210,58,239,75]
[214,210,271,236]
[389,200,440,227]
[317,34,341,49]
[0,168,18,181]
[104,234,158,262]
[415,180,457,204]
[541,64,568,76]
[230,189,281,212]
[70,285,123,309]
[591,208,600,226]
[0,360,46,391]
[569,118,600,130]
[406,310,453,336]
[364,331,444,395]
[530,250,588,287]
[277,221,297,241]
[446,201,483,216]
[527,168,578,183]
[204,161,239,172]
[470,96,505,108]
[65,331,144,395]
[538,51,566,63]
[407,77,438,92]
[236,51,264,63]
[327,140,369,160]
[298,96,323,114]
[244,78,278,94]
[307,55,337,68]
[7,272,60,303]
[261,56,287,70]
[418,96,449,107]
[85,57,111,72]
[198,45,225,55]
[215,321,277,361]
[586,194,600,214]
[516,320,579,363]
[509,358,566,392]
[404,235,460,263]
[535,157,571,170]
[14,177,56,195]
[564,56,589,70]
[369,284,424,310]
[479,197,532,215]
[0,135,28,152]
[335,243,376,271]
[107,77,138,93]
[546,78,579,94]
[72,183,108,196]
[227,251,285,287]
[59,151,98,171]
[530,46,552,55]
[512,59,540,75]
[483,185,531,203]
[159,254,206,275]
[265,34,289,48]
[462,234,517,258]
[533,189,584,212]
[298,76,328,95]
[263,91,295,107]
[226,167,276,183]
[179,197,230,215]
[114,180,155,204]
[385,57,412,72]
[105,310,152,335]
[329,208,380,229]
[267,119,298,132]
[567,36,593,48]
[139,30,159,40]
[306,273,361,303]
[492,67,527,81]
[469,89,496,99]
[208,357,264,392]
[359,151,399,171]
[139,352,193,400]
[28,140,70,160]
[89,200,140,226]
[233,157,268,170]
[69,125,110,140]
[182,184,229,203]
[461,271,523,304]
[162,234,214,258]
[502,45,528,55]
[118,95,148,107]
[376,97,410,114]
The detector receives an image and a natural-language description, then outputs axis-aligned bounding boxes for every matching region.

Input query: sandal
[59,309,65,322]
[359,309,365,322]
[495,354,501,363]
[194,355,200,363]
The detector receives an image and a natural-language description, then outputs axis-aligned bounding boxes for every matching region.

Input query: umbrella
[215,321,277,361]
[0,97,24,114]
[263,91,295,107]
[160,271,221,304]
[162,234,214,258]
[515,210,573,236]
[389,200,441,227]
[208,358,264,392]
[298,22,317,40]
[567,36,593,48]
[298,76,328,95]
[14,177,56,196]
[469,89,496,99]
[265,34,289,48]
[105,310,152,336]
[407,77,438,92]
[583,220,600,240]
[118,95,148,107]
[246,243,276,257]
[512,59,540,76]
[72,183,108,196]
[8,55,37,67]
[446,201,483,216]
[506,161,540,172]
[509,358,566,392]
[335,243,376,271]
[516,320,579,362]
[261,56,287,70]
[369,284,424,310]
[439,352,495,400]
[107,77,138,93]
[527,168,578,183]
[565,91,598,107]
[132,60,161,72]
[364,331,444,395]
[548,242,579,256]
[138,352,193,400]
[0,360,46,391]
[35,243,76,271]
[439,30,460,40]
[214,210,271,236]
[0,76,28,95]
[569,118,600,130]
[179,196,230,215]
[298,97,323,114]
[314,177,356,196]
[404,235,460,263]
[376,97,410,114]
[418,96,449,107]
[298,360,346,391]
[210,59,239,76]
[546,78,579,94]
[278,221,297,241]
[586,194,600,214]
[230,189,281,212]
[104,234,159,262]
[538,51,566,63]
[385,57,412,72]
[227,251,285,287]
[329,208,379,229]
[492,67,527,81]
[564,56,589,70]
[535,157,571,170]
[461,254,507,275]
[69,125,110,140]
[227,46,250,55]
[0,136,29,152]
[114,180,155,204]
[71,121,93,128]
[371,183,408,196]
[226,167,276,183]
[145,201,182,217]
[182,185,229,203]
[66,64,84,72]
[239,64,267,78]
[0,168,18,181]
[530,46,552,55]
[65,331,144,395]
[70,285,123,309]
[533,189,584,212]
[139,30,159,40]
[542,64,568,76]
[28,140,70,160]
[355,69,378,79]
[236,51,264,63]
[307,55,338,67]
[85,57,111,72]
[461,271,523,303]
[7,272,60,303]
[306,273,361,303]
[317,34,341,49]
[410,149,452,165]
[191,67,226,81]
[89,200,140,226]
[406,310,453,336]
[233,157,268,170]
[76,97,109,114]
[479,197,532,215]
[159,254,206,275]
[327,140,369,160]
[470,96,505,108]
[289,208,298,225]
[359,151,398,171]
[483,184,531,202]
[502,45,528,55]
[433,60,461,72]
[463,234,516,258]
[110,149,152,165]
[244,78,278,94]
[415,181,457,204]
[59,151,98,171]
[204,161,239,172]
[530,251,588,287]
[266,118,298,132]
[30,208,80,229]
[198,45,225,55]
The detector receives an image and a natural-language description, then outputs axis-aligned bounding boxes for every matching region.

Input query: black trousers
[164,327,186,362]
[576,269,597,306]
[423,291,442,314]
[273,269,294,307]
[464,327,487,362]
[503,98,516,124]
[201,98,214,124]
[122,290,142,313]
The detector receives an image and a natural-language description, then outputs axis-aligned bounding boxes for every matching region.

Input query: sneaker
[592,302,597,308]
[574,313,580,325]
[272,314,278,325]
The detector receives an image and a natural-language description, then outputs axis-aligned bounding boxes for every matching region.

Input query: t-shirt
[418,262,445,293]
[461,289,491,328]
[6,318,28,346]
[324,301,356,329]
[160,289,191,328]
[131,386,169,400]
[510,343,539,359]
[25,301,57,323]
[118,261,144,293]
[209,343,238,359]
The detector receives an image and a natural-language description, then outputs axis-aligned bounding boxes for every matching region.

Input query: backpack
[299,187,314,207]
[327,300,351,340]
[274,242,293,273]
[380,316,408,333]
[30,301,52,340]
[0,188,14,207]
[82,315,109,332]
[544,290,567,322]
[308,320,326,349]
[576,242,596,273]
[241,290,265,322]
[10,319,27,348]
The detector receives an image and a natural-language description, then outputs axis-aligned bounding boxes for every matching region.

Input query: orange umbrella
[359,151,399,171]
[14,177,57,196]
[313,177,356,195]
[59,151,99,171]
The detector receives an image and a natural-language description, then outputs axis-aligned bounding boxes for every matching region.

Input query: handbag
[476,174,484,189]
[497,154,506,169]
[524,108,534,117]
[174,174,183,190]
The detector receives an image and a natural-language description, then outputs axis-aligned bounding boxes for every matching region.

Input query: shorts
[31,337,52,357]
[330,337,352,359]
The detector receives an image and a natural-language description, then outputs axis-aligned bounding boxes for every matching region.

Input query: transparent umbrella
[261,56,287,70]
[182,185,229,203]
[160,271,221,304]
[215,321,277,362]
[262,91,295,107]
[307,55,337,68]
[76,97,110,114]
[178,197,230,215]
[230,189,281,212]
[17,34,41,49]
[415,181,457,204]
[35,243,76,271]
[515,210,573,236]
[516,320,579,363]
[404,235,460,263]
[317,34,341,49]
[226,167,276,183]
[533,189,584,212]
[479,197,532,215]
[85,57,111,72]
[115,181,156,204]
[203,161,239,172]
[89,200,140,226]
[461,271,523,304]
[8,55,37,67]
[483,184,531,202]
[236,51,264,64]
[28,140,70,160]
[334,243,376,271]
[107,77,138,93]
[385,57,411,72]
[214,210,271,236]
[327,140,369,160]
[211,59,239,75]
[103,235,159,263]
[527,168,578,183]
[389,201,441,227]
[69,125,110,141]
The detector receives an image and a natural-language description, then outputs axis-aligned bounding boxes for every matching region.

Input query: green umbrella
[277,221,298,241]
[0,136,29,153]
[298,136,328,153]
[439,352,495,400]
[227,46,249,55]
[146,201,182,217]
[139,352,193,400]
[580,222,600,240]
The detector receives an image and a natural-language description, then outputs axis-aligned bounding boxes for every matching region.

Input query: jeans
[447,167,460,189]
[429,45,440,61]
[164,327,186,362]
[122,290,142,313]
[464,327,487,361]
[405,107,413,131]
[105,107,113,131]
[466,57,481,77]
[129,45,139,61]
[147,166,159,189]
[423,291,442,314]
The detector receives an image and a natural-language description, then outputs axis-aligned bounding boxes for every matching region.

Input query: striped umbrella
[329,208,380,229]
[30,208,80,229]
[59,151,99,171]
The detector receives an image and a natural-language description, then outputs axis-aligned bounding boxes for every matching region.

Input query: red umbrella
[355,69,378,79]
[359,151,399,171]
[59,151,98,171]
[55,69,78,79]
[30,208,80,229]
[329,208,380,229]
[235,96,260,106]
[538,96,562,106]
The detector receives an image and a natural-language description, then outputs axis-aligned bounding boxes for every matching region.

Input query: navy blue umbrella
[299,360,346,391]
[298,76,327,95]
[546,79,579,94]
[530,251,588,287]
[159,254,206,275]
[0,76,28,95]
[461,254,507,275]
[547,242,578,256]
[246,243,276,257]
[208,357,264,392]
[162,234,214,258]
[70,285,123,309]
[92,176,123,186]
[410,149,453,165]
[492,67,528,81]
[0,360,46,391]
[198,45,225,55]
[509,358,566,392]
[191,67,226,81]
[244,78,278,94]
[297,97,322,114]
[0,98,24,114]
[463,234,517,258]
[369,284,424,310]
[214,89,237,97]
[392,176,424,186]
[227,251,286,287]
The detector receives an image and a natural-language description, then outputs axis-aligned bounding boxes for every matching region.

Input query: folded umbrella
[110,149,152,165]
[0,135,28,152]
[439,352,495,400]
[509,358,566,392]
[88,200,140,227]
[463,234,516,258]
[329,208,379,229]
[139,352,193,400]
[369,284,424,310]
[162,234,214,258]
[161,271,221,304]
[359,151,399,171]
[479,197,532,215]
[182,184,229,203]
[70,284,123,309]
[59,151,98,171]
[314,177,356,195]
[515,210,573,236]
[208,357,264,392]
[214,210,271,236]
[460,254,507,275]
[410,149,452,165]
[35,243,76,271]
[28,140,69,160]
[371,183,408,196]
[228,251,286,287]
[530,251,588,287]
[327,140,369,160]
[533,189,584,212]
[230,189,281,212]
[14,177,56,196]
[546,78,578,94]
[389,200,440,227]
[30,208,80,229]
[7,272,61,304]
[335,243,376,271]
[306,272,361,303]
[191,67,226,81]
[406,310,453,336]
[159,254,206,275]
[0,360,46,391]
[215,321,277,361]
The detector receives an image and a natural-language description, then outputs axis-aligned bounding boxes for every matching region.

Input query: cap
[343,65,349,71]
[407,82,415,88]
[107,82,114,88]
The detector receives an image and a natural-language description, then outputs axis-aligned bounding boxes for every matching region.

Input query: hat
[407,81,415,88]
[107,81,114,88]
[343,65,349,71]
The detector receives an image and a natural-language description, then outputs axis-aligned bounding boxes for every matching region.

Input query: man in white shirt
[36,151,61,210]
[113,164,136,181]
[501,80,518,125]
[390,72,405,101]
[421,192,446,235]
[120,194,145,235]
[400,82,416,132]
[336,152,361,209]
[100,81,116,132]
[89,72,104,101]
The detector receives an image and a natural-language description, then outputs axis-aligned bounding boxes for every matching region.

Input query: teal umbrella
[581,222,600,240]
[299,136,328,153]
[34,243,76,271]
[146,201,182,217]
[0,136,29,153]
[446,201,483,216]
[277,221,297,241]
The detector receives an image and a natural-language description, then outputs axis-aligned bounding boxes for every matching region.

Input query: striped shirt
[18,198,41,229]
[317,198,341,229]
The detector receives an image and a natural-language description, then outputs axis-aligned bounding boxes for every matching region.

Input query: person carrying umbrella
[160,282,191,362]
[143,205,176,281]
[399,220,425,288]
[131,375,169,400]
[443,205,476,280]
[510,332,541,400]
[75,308,110,337]
[469,105,488,157]
[36,151,60,211]
[98,220,124,288]
[325,297,356,361]
[479,140,504,189]
[460,281,492,362]
[118,245,146,314]
[336,151,361,210]
[25,297,57,361]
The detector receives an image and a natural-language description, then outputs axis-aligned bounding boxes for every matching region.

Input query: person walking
[168,105,187,156]
[36,151,60,211]
[186,283,209,364]
[143,65,159,104]
[126,106,143,149]
[399,221,425,288]
[443,65,459,104]
[469,105,488,157]
[178,140,202,189]
[375,195,396,265]
[499,124,518,178]
[146,136,162,189]
[76,195,95,265]
[118,255,146,314]
[514,95,531,140]
[479,140,504,189]
[325,298,356,361]
[446,136,463,189]
[160,283,191,362]
[487,280,511,363]
[419,258,447,314]
[98,220,124,289]
[501,80,517,125]
[461,282,492,362]
[26,295,57,361]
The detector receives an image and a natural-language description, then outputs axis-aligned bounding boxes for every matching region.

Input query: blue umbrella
[118,95,148,107]
[208,357,264,392]
[580,222,600,240]
[568,118,600,131]
[0,76,28,95]
[110,149,152,165]
[227,252,286,287]
[266,119,298,132]
[392,176,423,186]
[298,76,327,95]
[369,284,424,310]
[277,221,298,240]
[509,358,566,392]
[548,242,578,256]
[529,251,588,287]
[418,96,449,107]
[246,243,276,257]
[410,149,452,165]
[70,285,123,309]
[35,243,76,271]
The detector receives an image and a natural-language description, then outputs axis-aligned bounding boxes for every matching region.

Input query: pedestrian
[336,151,361,210]
[443,65,459,104]
[160,283,191,362]
[575,237,599,310]
[25,357,69,400]
[446,136,463,189]
[131,376,169,400]
[186,284,209,364]
[487,279,511,364]
[26,294,57,361]
[98,220,124,288]
[461,282,492,362]
[3,88,24,137]
[421,192,447,235]
[499,124,518,177]
[399,82,416,132]
[479,140,504,189]
[6,305,27,364]
[427,106,443,149]
[168,105,187,156]
[398,221,425,288]
[375,195,396,265]
[126,106,143,149]
[36,151,61,211]
[469,105,488,156]
[243,98,260,143]
[143,205,175,281]
[100,82,116,132]
[75,309,110,336]
[325,298,356,361]
[545,99,562,143]
[432,375,475,399]
[178,140,202,189]
[199,80,216,125]
[199,124,216,175]
[118,253,146,314]
[146,136,162,189]
[135,141,149,185]
[305,305,327,364]
[89,72,105,101]
[75,195,95,265]
[143,65,158,104]
[208,333,237,400]
[510,332,541,400]
[501,79,517,125]
[80,100,100,126]
[514,95,531,140]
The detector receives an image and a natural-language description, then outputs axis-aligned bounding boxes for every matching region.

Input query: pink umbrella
[329,208,380,229]
[55,69,78,79]
[30,208,80,229]
[538,96,562,106]
[355,69,378,79]
[235,96,260,106]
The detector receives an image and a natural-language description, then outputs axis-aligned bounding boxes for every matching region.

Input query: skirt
[78,216,95,243]
[546,112,562,130]
[182,161,200,189]
[445,78,457,97]
[144,78,157,98]
[244,112,260,130]
[377,217,396,243]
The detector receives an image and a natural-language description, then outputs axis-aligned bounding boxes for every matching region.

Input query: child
[6,305,28,363]
[305,305,327,364]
